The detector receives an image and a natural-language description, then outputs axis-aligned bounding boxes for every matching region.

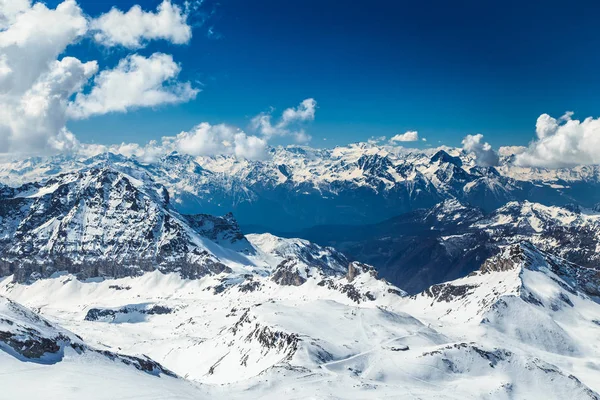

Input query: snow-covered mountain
[0,162,391,300]
[1,144,600,398]
[1,241,599,399]
[0,166,264,283]
[294,198,600,293]
[2,143,599,231]
[2,145,600,291]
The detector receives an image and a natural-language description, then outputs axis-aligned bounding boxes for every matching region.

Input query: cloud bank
[390,131,419,142]
[515,112,600,168]
[462,134,499,167]
[91,0,192,49]
[87,122,269,162]
[0,0,198,155]
[251,98,317,144]
[78,98,320,162]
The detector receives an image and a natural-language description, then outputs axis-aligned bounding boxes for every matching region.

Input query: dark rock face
[317,273,385,304]
[423,283,479,302]
[184,212,252,251]
[238,276,261,293]
[246,324,299,360]
[74,344,177,377]
[0,329,64,359]
[479,245,525,274]
[271,259,307,286]
[346,261,376,282]
[85,305,173,322]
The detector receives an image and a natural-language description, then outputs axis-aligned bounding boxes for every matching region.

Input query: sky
[2,0,600,167]
[65,0,600,148]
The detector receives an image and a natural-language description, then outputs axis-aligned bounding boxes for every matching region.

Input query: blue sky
[64,0,600,149]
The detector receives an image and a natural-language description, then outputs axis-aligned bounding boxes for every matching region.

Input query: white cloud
[169,123,267,159]
[251,98,317,141]
[367,136,386,144]
[0,0,90,153]
[462,134,499,167]
[498,145,526,157]
[281,98,316,125]
[515,112,600,168]
[390,131,419,142]
[0,0,88,94]
[83,122,269,161]
[293,130,311,144]
[250,112,278,137]
[91,0,192,49]
[77,98,318,161]
[0,0,31,29]
[0,0,200,155]
[67,53,198,119]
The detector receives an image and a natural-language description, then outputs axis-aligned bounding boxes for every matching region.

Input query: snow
[0,349,205,400]
[0,242,599,399]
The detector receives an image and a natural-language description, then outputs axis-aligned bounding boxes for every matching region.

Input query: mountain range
[1,143,600,398]
[2,143,599,232]
[2,142,599,292]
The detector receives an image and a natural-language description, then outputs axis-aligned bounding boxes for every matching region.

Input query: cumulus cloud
[0,0,89,153]
[67,53,198,119]
[251,98,317,143]
[367,136,386,144]
[91,0,192,49]
[390,131,419,142]
[82,122,268,162]
[77,98,318,161]
[515,112,600,168]
[168,123,268,159]
[462,134,499,167]
[498,145,526,157]
[0,0,31,29]
[0,0,199,155]
[281,98,316,125]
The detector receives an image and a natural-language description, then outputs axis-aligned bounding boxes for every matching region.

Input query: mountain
[0,166,264,283]
[402,242,600,399]
[1,242,599,399]
[2,143,600,398]
[0,161,395,299]
[1,143,600,231]
[291,199,600,294]
[2,150,600,293]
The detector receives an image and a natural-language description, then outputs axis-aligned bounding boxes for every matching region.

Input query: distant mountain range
[2,142,599,292]
[290,199,600,293]
[2,143,599,232]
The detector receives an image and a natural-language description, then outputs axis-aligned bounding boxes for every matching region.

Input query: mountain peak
[430,150,463,167]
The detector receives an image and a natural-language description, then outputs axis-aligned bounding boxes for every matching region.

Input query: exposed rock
[85,305,173,322]
[423,283,478,302]
[479,245,525,274]
[271,259,306,286]
[346,261,376,282]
